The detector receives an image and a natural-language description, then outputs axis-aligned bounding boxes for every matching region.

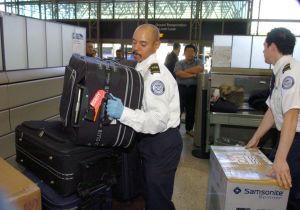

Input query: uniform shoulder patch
[150,80,165,95]
[149,63,160,74]
[282,63,291,73]
[282,76,294,89]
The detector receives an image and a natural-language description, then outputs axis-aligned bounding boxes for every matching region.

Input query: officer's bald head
[135,24,160,42]
[132,24,161,63]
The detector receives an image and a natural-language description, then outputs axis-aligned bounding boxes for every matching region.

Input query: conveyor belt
[209,111,265,144]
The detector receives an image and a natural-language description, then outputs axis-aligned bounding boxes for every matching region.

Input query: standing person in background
[174,44,203,137]
[246,27,300,210]
[86,40,95,57]
[106,24,182,210]
[115,48,138,67]
[115,49,124,61]
[164,43,181,78]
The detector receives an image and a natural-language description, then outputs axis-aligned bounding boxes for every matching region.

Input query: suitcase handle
[77,173,116,198]
[85,91,112,126]
[100,93,113,126]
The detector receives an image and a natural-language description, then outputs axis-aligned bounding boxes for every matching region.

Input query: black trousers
[138,128,182,210]
[178,85,197,131]
[269,132,300,210]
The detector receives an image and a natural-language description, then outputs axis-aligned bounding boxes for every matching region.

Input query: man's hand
[107,94,124,119]
[245,137,260,149]
[267,158,292,189]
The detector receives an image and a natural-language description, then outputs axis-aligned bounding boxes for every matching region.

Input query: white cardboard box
[206,146,289,210]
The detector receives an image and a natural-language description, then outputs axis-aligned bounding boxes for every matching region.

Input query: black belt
[178,84,196,88]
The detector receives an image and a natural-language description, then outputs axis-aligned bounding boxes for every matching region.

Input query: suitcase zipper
[16,145,74,180]
[123,68,144,148]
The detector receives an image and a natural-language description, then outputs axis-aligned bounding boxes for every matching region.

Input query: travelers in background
[174,44,204,137]
[164,42,181,78]
[115,49,124,61]
[86,40,95,57]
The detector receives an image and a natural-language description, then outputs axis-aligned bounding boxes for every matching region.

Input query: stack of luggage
[14,54,144,209]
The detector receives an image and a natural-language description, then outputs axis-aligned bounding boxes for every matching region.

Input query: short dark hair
[87,40,94,44]
[184,44,197,53]
[265,27,296,55]
[173,43,180,50]
[116,49,123,53]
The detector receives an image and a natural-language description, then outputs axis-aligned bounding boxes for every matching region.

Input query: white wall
[1,13,86,70]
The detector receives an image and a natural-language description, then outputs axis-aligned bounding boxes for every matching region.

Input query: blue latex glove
[107,94,124,119]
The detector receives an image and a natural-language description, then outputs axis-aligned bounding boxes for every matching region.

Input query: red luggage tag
[90,90,106,122]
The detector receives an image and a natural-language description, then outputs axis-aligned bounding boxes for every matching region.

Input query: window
[76,3,90,19]
[58,3,75,19]
[251,0,300,35]
[19,4,40,18]
[101,1,113,19]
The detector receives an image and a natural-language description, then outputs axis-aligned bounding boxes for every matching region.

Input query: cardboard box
[0,158,41,210]
[206,146,289,210]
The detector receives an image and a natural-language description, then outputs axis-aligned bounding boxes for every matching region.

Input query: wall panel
[62,25,75,66]
[7,77,63,108]
[0,133,15,159]
[27,18,47,68]
[0,110,10,136]
[10,96,61,131]
[2,15,28,70]
[46,22,63,67]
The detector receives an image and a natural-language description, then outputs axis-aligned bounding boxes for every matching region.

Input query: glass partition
[231,36,252,68]
[250,36,269,69]
[212,35,271,69]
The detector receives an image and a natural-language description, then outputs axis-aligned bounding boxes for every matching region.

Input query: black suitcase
[60,54,143,148]
[15,120,118,196]
[22,169,112,210]
[113,144,144,201]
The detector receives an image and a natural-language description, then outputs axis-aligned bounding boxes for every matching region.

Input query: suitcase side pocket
[71,85,89,127]
[60,66,77,127]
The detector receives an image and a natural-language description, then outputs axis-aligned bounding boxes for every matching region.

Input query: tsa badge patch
[282,76,294,89]
[150,80,165,95]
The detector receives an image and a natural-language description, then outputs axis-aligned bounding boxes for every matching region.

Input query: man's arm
[246,108,275,148]
[184,65,203,74]
[267,108,299,189]
[175,65,203,79]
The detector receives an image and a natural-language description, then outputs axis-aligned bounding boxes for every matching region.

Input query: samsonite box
[0,158,41,210]
[206,146,289,210]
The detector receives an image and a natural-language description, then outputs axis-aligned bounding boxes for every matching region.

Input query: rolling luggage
[15,120,118,196]
[22,169,112,210]
[113,144,144,201]
[60,54,143,148]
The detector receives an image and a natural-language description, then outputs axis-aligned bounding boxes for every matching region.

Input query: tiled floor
[173,127,209,210]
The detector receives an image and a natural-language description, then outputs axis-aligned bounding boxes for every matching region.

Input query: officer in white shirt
[107,24,182,210]
[246,27,300,210]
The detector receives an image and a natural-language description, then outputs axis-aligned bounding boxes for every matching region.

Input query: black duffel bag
[60,54,143,148]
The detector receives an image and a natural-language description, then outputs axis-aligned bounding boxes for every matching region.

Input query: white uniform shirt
[119,53,181,134]
[266,55,300,131]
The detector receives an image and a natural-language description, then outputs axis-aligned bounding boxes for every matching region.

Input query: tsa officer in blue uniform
[246,27,300,210]
[107,24,182,210]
